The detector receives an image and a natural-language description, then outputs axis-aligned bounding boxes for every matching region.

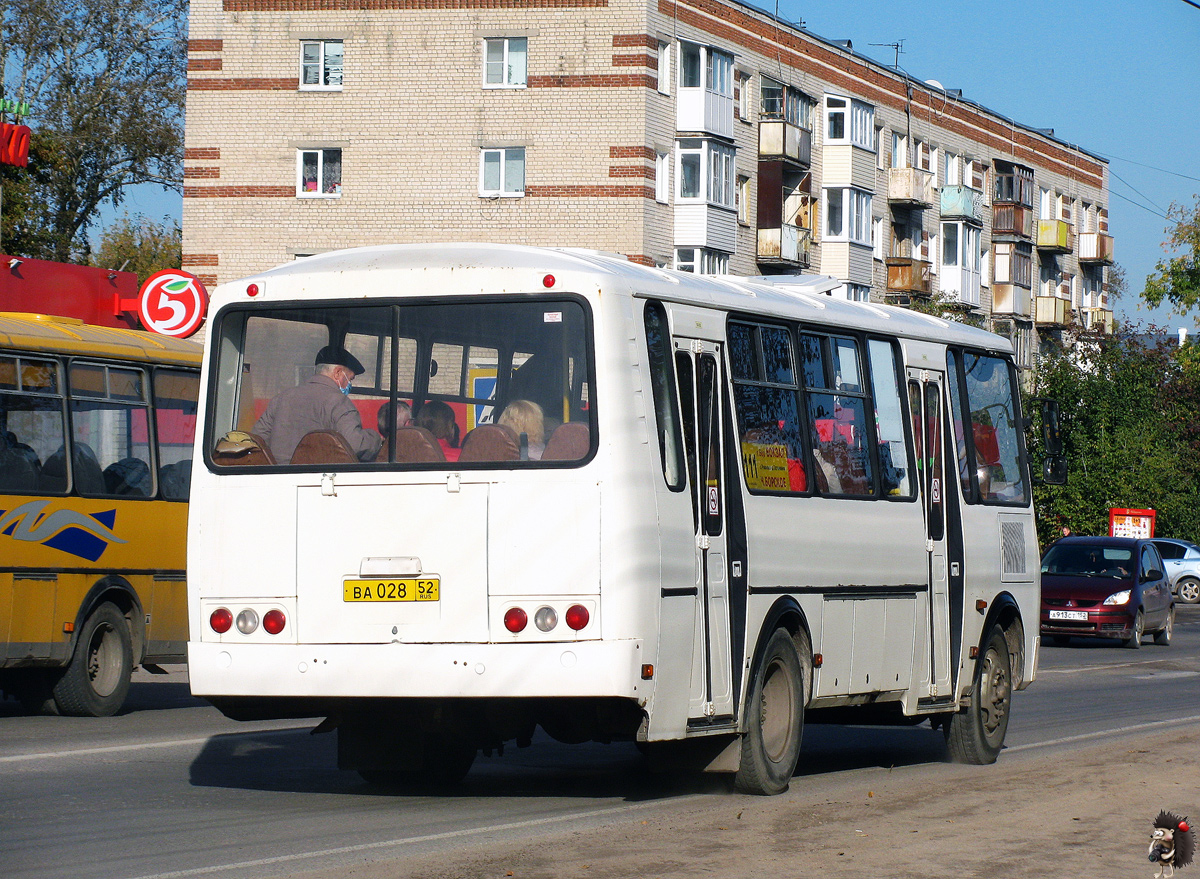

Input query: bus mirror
[1042,455,1068,485]
[1039,399,1063,456]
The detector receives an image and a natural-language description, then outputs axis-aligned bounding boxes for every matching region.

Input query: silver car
[1150,538,1200,604]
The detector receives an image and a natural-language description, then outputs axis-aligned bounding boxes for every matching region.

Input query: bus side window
[643,302,685,490]
[867,339,913,499]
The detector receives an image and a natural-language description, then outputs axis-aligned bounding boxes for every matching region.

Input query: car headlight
[1103,590,1131,606]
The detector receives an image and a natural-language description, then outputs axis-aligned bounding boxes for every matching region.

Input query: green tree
[1143,196,1200,313]
[0,0,186,261]
[1031,324,1200,547]
[89,214,181,285]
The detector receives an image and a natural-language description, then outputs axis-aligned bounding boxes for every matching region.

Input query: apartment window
[736,72,751,121]
[483,37,527,87]
[680,41,702,89]
[823,187,872,245]
[825,95,874,149]
[873,217,885,261]
[300,40,343,90]
[994,162,1034,207]
[675,248,729,275]
[760,78,813,129]
[655,151,670,203]
[706,48,733,97]
[943,151,962,186]
[737,175,751,223]
[297,148,342,196]
[994,242,1033,288]
[844,283,870,303]
[677,140,735,208]
[479,147,525,197]
[657,41,671,95]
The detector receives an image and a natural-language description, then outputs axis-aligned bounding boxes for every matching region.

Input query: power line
[1109,168,1170,216]
[1098,151,1200,184]
[1182,0,1200,11]
[1108,187,1171,222]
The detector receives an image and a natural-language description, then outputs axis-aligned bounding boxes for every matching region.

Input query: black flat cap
[315,345,365,376]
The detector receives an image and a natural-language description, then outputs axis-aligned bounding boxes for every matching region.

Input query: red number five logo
[137,270,208,338]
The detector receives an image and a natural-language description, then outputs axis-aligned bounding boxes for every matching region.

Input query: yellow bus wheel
[52,602,133,717]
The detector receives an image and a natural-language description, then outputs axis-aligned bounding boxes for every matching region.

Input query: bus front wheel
[52,602,133,717]
[733,627,804,795]
[945,624,1011,764]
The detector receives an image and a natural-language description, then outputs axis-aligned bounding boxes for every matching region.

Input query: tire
[51,602,133,717]
[1154,607,1175,646]
[1177,578,1200,605]
[945,625,1011,765]
[733,628,805,795]
[1124,610,1144,650]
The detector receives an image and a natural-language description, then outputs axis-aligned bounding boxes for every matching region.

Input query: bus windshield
[208,297,594,467]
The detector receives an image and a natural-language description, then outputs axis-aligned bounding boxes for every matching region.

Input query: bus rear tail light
[534,606,558,632]
[263,609,287,635]
[235,609,259,634]
[504,607,528,633]
[565,604,590,631]
[210,607,233,634]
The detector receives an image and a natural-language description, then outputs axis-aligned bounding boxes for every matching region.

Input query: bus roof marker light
[210,608,233,634]
[246,283,260,297]
[504,607,528,634]
[565,604,589,631]
[542,274,555,288]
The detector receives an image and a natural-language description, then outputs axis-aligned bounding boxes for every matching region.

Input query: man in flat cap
[253,345,383,464]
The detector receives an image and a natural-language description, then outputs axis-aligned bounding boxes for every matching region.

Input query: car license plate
[1048,609,1087,622]
[343,578,439,602]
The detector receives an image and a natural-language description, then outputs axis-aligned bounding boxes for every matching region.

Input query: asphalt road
[2,607,1199,879]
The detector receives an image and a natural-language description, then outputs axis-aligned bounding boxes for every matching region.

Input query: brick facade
[184,0,1112,355]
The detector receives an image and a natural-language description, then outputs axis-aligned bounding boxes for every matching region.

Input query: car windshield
[1042,544,1133,578]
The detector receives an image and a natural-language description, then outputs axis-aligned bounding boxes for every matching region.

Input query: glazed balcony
[885,256,932,295]
[1036,219,1075,254]
[1082,307,1114,334]
[993,203,1034,239]
[1079,232,1115,265]
[887,167,935,209]
[940,185,984,224]
[757,223,812,267]
[1035,295,1070,327]
[993,284,1032,318]
[758,119,811,167]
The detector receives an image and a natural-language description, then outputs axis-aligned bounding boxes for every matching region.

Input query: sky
[107,0,1200,332]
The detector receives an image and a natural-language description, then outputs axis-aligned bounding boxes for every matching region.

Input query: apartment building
[183,0,1115,361]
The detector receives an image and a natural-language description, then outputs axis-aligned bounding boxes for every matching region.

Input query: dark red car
[1040,536,1174,648]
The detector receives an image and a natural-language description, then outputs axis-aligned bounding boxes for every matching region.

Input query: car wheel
[1177,578,1200,605]
[1154,607,1175,646]
[946,625,1011,764]
[1124,609,1144,650]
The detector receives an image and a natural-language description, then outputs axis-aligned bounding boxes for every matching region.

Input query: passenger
[415,400,460,462]
[498,399,546,460]
[376,400,412,434]
[253,346,383,464]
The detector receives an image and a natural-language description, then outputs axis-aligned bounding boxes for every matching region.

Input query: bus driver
[253,345,383,464]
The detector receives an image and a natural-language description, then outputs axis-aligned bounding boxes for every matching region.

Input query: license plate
[343,578,440,602]
[1049,609,1087,622]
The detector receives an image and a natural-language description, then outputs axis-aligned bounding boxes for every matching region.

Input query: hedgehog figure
[1150,811,1196,879]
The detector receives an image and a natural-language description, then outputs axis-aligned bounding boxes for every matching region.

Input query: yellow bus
[0,313,201,716]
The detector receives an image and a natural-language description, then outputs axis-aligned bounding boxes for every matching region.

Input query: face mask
[341,383,352,396]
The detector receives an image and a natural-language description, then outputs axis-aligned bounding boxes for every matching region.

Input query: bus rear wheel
[52,602,133,717]
[945,624,1011,764]
[733,627,804,795]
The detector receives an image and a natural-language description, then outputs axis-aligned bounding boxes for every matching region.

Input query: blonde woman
[498,399,545,460]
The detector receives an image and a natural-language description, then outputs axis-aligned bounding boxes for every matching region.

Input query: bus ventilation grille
[1000,520,1027,576]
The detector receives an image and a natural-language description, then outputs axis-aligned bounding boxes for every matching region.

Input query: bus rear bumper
[187,639,646,700]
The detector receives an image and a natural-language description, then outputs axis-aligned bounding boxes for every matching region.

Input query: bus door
[673,339,735,723]
[907,369,952,698]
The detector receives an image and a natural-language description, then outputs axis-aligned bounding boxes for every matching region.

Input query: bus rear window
[209,299,594,468]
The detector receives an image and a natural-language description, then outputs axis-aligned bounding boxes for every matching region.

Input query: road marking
[1006,713,1200,753]
[122,798,695,879]
[1038,658,1185,675]
[1133,670,1200,680]
[0,723,311,764]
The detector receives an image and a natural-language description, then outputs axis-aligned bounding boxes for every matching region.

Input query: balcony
[885,257,932,296]
[677,87,734,139]
[758,119,811,167]
[887,167,935,209]
[940,185,984,224]
[993,203,1033,239]
[1079,232,1115,265]
[757,224,812,267]
[1082,307,1115,334]
[1036,220,1074,254]
[1035,295,1070,327]
[993,284,1032,318]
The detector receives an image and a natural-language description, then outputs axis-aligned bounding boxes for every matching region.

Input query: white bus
[188,244,1051,795]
